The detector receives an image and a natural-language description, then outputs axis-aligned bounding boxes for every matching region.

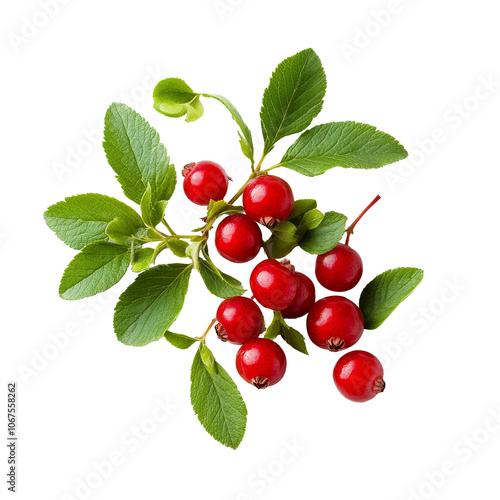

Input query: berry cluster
[183,161,385,403]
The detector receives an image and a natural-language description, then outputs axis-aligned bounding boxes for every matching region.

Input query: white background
[2,1,500,499]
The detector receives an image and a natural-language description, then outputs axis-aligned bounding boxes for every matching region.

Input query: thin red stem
[345,195,381,246]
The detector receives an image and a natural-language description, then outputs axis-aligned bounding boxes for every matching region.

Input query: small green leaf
[300,209,324,230]
[131,247,155,272]
[106,217,141,245]
[288,199,317,220]
[114,263,192,346]
[264,313,282,340]
[279,122,408,177]
[166,238,189,258]
[207,200,244,220]
[153,78,204,122]
[263,235,299,259]
[198,259,245,298]
[272,221,300,243]
[299,211,347,255]
[44,193,144,250]
[190,351,247,449]
[261,48,326,154]
[59,242,130,300]
[280,326,308,355]
[264,312,308,354]
[203,94,254,162]
[164,331,197,349]
[140,185,167,228]
[186,240,205,270]
[360,268,424,330]
[200,344,217,374]
[103,103,176,204]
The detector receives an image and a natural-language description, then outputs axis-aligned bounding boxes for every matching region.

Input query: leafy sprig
[44,48,419,449]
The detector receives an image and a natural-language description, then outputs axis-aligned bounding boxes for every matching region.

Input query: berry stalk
[345,195,381,246]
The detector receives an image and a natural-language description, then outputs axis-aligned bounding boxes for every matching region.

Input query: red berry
[281,272,316,319]
[333,350,385,402]
[215,297,265,345]
[316,243,363,292]
[242,175,294,227]
[236,338,287,389]
[306,296,364,351]
[182,161,229,206]
[250,259,299,311]
[215,214,262,263]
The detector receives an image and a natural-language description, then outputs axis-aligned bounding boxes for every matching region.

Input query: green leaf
[200,344,217,374]
[44,193,144,250]
[153,78,204,122]
[164,331,197,349]
[106,217,141,245]
[166,238,189,258]
[103,103,176,204]
[300,209,324,230]
[59,242,130,300]
[204,94,254,162]
[279,122,408,177]
[206,200,244,221]
[263,235,300,259]
[260,48,326,154]
[360,268,424,330]
[198,259,245,298]
[281,326,308,355]
[264,313,282,340]
[186,239,205,270]
[190,351,247,449]
[114,263,192,346]
[264,312,308,354]
[131,247,155,272]
[271,221,300,243]
[140,185,167,228]
[288,199,317,220]
[299,211,347,254]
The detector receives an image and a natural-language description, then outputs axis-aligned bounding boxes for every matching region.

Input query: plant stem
[345,195,381,246]
[196,318,217,343]
[162,218,176,236]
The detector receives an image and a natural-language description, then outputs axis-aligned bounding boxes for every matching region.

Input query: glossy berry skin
[281,272,316,319]
[215,297,265,345]
[250,259,299,311]
[242,175,294,227]
[182,161,229,206]
[236,338,287,389]
[307,296,364,352]
[333,350,385,402]
[316,243,363,292]
[215,214,262,263]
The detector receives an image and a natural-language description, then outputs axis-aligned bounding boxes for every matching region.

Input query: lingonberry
[215,297,265,345]
[236,338,287,389]
[250,259,299,311]
[306,296,364,351]
[242,175,294,227]
[315,243,363,292]
[215,214,262,263]
[333,350,385,402]
[281,272,316,319]
[182,160,229,206]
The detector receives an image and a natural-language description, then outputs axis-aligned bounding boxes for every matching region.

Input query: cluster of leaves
[44,48,421,449]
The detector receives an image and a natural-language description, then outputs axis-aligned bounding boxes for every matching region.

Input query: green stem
[162,218,176,236]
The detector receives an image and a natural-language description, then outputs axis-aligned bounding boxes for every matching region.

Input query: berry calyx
[242,175,294,227]
[182,160,229,206]
[236,338,287,389]
[215,214,262,263]
[306,296,364,351]
[250,259,299,311]
[333,350,385,402]
[215,297,265,345]
[281,272,316,319]
[315,243,363,292]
